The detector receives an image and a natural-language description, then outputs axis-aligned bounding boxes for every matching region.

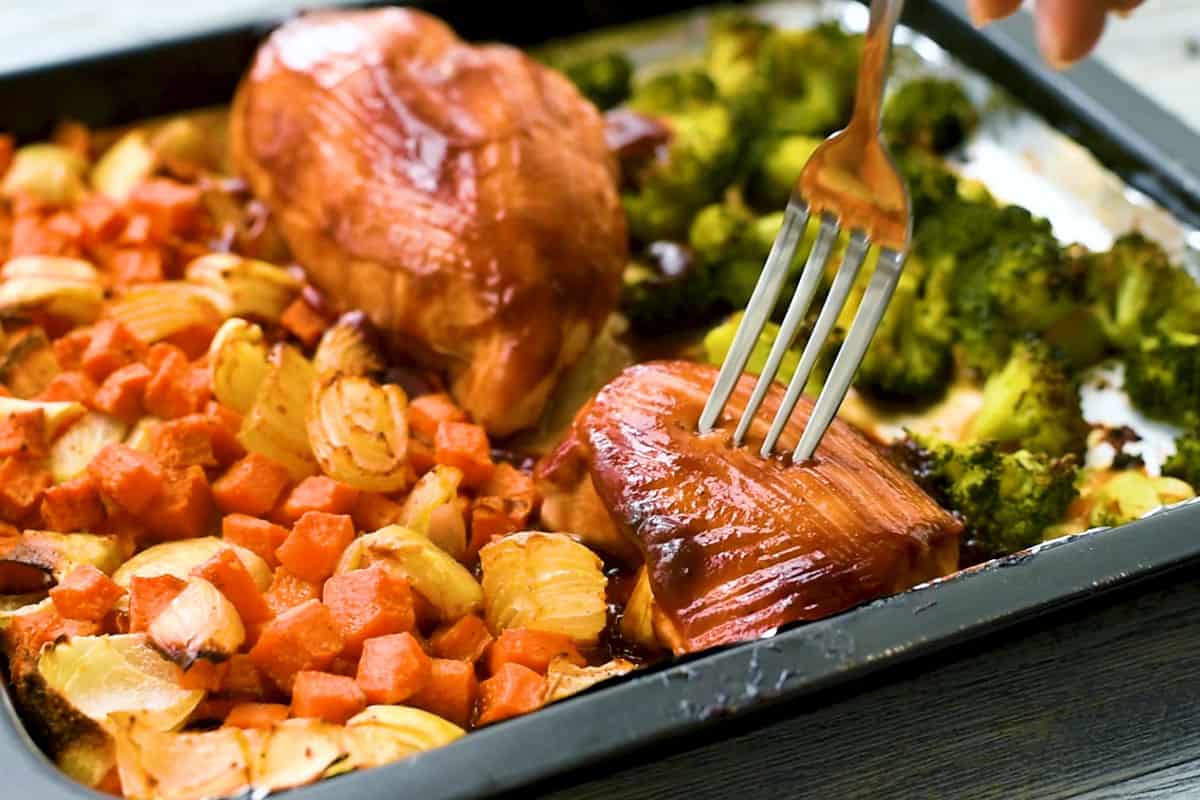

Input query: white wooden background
[0,0,1197,129]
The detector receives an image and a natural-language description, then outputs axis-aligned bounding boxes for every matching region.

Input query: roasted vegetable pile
[0,112,638,800]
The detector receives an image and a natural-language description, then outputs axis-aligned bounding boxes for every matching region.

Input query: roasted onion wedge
[479,532,608,646]
[543,656,637,704]
[307,373,410,492]
[1,531,125,593]
[543,360,963,654]
[112,538,271,592]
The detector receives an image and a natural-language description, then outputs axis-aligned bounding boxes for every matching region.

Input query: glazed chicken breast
[538,360,962,654]
[230,8,627,435]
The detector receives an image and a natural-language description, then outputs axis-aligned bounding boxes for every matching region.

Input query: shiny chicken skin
[230,8,627,435]
[539,360,962,654]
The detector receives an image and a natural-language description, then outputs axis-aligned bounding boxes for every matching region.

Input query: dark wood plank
[511,566,1200,800]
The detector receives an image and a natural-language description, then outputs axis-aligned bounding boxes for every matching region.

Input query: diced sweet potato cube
[355,632,430,705]
[351,492,403,531]
[180,659,229,691]
[205,402,244,465]
[2,603,98,679]
[475,663,546,726]
[88,443,164,514]
[192,548,271,624]
[274,476,360,525]
[222,514,289,569]
[149,414,217,469]
[249,599,344,692]
[434,421,493,487]
[219,654,270,700]
[224,702,288,730]
[110,247,165,287]
[0,456,53,520]
[263,568,321,618]
[279,297,328,347]
[430,614,493,663]
[140,465,213,541]
[93,362,152,421]
[50,564,125,621]
[36,371,98,404]
[212,453,291,516]
[276,511,355,583]
[143,344,210,419]
[40,475,105,532]
[76,195,127,243]
[486,628,585,676]
[410,658,478,728]
[408,394,467,442]
[322,566,415,657]
[127,179,203,240]
[0,408,47,458]
[128,574,187,633]
[291,670,366,724]
[81,320,147,382]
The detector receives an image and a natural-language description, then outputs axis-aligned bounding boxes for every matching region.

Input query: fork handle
[853,0,906,132]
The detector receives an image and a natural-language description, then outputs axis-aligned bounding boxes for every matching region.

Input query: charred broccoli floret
[1085,233,1183,345]
[559,51,633,110]
[687,202,788,308]
[950,206,1080,374]
[705,13,773,102]
[893,146,962,220]
[1163,428,1200,488]
[883,78,979,153]
[1123,331,1200,427]
[622,70,742,243]
[899,435,1080,555]
[969,339,1088,457]
[620,241,718,331]
[1087,470,1194,527]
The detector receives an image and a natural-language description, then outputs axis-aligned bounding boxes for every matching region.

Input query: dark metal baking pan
[3,1,1200,798]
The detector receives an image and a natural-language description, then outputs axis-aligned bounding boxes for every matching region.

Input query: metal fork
[698,0,913,463]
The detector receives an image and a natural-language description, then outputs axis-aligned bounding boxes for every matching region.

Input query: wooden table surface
[2,2,1200,799]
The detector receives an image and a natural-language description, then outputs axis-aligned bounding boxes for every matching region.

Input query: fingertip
[967,0,1023,27]
[1035,0,1108,69]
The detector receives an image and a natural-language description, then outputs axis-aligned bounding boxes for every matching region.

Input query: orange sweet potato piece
[128,574,187,633]
[40,475,105,532]
[110,247,165,287]
[434,421,494,487]
[0,408,47,458]
[222,514,289,568]
[223,702,289,730]
[212,453,291,516]
[149,414,217,469]
[275,511,355,583]
[219,654,271,700]
[93,362,152,421]
[127,179,203,240]
[279,297,328,347]
[475,663,546,726]
[88,443,164,514]
[192,548,271,624]
[355,632,431,705]
[0,456,53,520]
[486,628,585,676]
[143,344,210,419]
[410,658,478,728]
[81,320,147,382]
[50,564,125,622]
[322,565,415,657]
[263,568,321,618]
[205,402,244,465]
[1,603,98,679]
[180,659,230,691]
[249,599,344,691]
[291,670,366,724]
[430,614,493,663]
[36,370,97,404]
[140,465,213,541]
[274,476,360,526]
[351,492,403,531]
[407,394,466,442]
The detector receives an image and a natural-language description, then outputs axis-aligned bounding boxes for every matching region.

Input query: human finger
[966,0,1023,26]
[1035,0,1110,68]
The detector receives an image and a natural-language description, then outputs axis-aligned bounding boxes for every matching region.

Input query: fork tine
[698,199,809,434]
[732,214,838,446]
[760,229,870,458]
[794,247,906,463]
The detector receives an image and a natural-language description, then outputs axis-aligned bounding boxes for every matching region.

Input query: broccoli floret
[688,202,794,308]
[893,146,961,221]
[1123,331,1200,427]
[559,51,633,110]
[968,339,1088,456]
[883,78,979,154]
[756,23,862,137]
[705,13,773,101]
[899,435,1080,555]
[1087,470,1194,527]
[950,206,1080,374]
[620,242,719,331]
[1163,427,1200,488]
[744,134,821,210]
[1085,233,1181,345]
[622,70,742,243]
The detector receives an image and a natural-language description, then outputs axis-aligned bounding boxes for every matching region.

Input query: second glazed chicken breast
[538,360,962,653]
[231,8,627,435]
